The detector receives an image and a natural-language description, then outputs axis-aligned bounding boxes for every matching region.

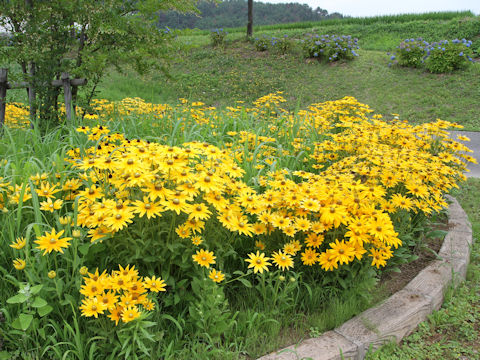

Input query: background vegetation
[156,0,342,30]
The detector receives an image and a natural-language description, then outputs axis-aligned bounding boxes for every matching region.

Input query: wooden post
[62,72,72,122]
[247,0,253,37]
[0,68,7,129]
[28,64,36,127]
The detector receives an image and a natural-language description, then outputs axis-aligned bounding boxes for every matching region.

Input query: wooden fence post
[62,72,72,122]
[0,68,7,129]
[28,64,36,126]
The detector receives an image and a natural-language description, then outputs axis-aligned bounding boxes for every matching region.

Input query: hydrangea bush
[210,28,227,47]
[388,38,474,73]
[302,34,359,62]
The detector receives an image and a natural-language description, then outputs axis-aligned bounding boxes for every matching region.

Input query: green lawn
[94,41,480,131]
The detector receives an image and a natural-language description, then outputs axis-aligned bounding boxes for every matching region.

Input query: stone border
[258,196,473,360]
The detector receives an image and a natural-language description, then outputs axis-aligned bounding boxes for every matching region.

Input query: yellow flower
[10,237,26,250]
[48,270,57,279]
[59,216,71,225]
[327,239,355,266]
[80,297,107,318]
[121,306,141,323]
[245,251,271,274]
[40,198,63,212]
[271,251,294,271]
[143,276,167,292]
[79,266,89,275]
[191,235,203,246]
[301,248,319,266]
[192,249,216,268]
[209,269,225,283]
[369,248,387,269]
[13,258,26,270]
[35,228,72,255]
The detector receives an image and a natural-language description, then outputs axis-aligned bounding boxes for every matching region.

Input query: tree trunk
[247,0,253,38]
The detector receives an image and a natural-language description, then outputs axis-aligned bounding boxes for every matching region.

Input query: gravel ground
[449,131,480,178]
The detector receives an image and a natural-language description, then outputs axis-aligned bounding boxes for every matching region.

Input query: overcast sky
[263,0,480,17]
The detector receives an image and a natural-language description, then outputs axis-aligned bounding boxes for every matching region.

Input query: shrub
[210,28,227,47]
[254,35,270,51]
[389,38,474,72]
[271,35,293,55]
[393,38,428,68]
[302,34,359,62]
[424,39,474,73]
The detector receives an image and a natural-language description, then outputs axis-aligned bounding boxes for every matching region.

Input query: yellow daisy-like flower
[271,251,294,271]
[142,299,155,311]
[143,276,167,292]
[34,228,72,255]
[245,251,271,274]
[192,249,216,268]
[301,248,319,266]
[191,235,203,246]
[121,306,141,323]
[80,297,107,318]
[10,237,27,250]
[108,306,123,325]
[209,268,225,283]
[13,258,26,270]
[327,239,355,265]
[255,240,266,250]
[39,198,63,212]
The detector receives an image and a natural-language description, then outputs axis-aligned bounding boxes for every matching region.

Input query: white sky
[263,0,480,17]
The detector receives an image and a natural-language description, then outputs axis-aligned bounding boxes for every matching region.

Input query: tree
[247,0,253,37]
[0,0,197,131]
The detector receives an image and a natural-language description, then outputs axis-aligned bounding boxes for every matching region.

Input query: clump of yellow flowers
[79,265,165,324]
[3,93,475,325]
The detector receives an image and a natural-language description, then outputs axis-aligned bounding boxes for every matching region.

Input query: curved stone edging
[258,196,473,360]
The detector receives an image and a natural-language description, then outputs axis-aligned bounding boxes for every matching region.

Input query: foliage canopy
[0,0,197,129]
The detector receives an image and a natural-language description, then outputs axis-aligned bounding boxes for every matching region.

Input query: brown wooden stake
[62,72,72,122]
[28,63,36,128]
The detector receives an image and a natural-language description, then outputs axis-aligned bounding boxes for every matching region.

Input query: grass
[366,178,480,360]
[94,41,480,131]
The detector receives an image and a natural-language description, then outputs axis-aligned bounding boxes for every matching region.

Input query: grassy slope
[97,41,480,131]
[366,178,480,360]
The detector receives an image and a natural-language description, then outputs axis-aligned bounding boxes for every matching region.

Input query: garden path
[449,130,480,178]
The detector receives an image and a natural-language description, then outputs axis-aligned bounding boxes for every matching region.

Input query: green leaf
[37,305,53,317]
[78,243,90,255]
[426,229,448,239]
[0,351,11,360]
[31,297,48,308]
[237,277,252,288]
[12,313,33,331]
[7,293,28,304]
[30,284,43,295]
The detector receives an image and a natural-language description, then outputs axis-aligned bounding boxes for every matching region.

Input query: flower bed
[0,93,475,358]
